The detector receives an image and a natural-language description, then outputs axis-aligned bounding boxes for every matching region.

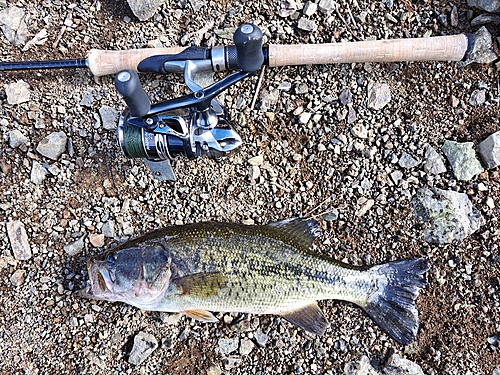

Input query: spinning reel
[114,24,265,161]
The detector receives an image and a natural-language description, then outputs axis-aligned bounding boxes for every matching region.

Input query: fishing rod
[0,24,485,162]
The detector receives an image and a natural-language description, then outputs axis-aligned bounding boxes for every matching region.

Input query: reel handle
[114,70,151,118]
[233,24,264,72]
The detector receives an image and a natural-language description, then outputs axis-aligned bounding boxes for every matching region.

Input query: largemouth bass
[80,218,429,345]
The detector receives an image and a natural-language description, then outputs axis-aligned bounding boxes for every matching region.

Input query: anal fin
[280,302,330,336]
[183,309,218,323]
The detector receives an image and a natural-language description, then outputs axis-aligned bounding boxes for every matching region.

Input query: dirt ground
[1,0,499,374]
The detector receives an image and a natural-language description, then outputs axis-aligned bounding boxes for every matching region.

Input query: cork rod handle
[268,34,469,67]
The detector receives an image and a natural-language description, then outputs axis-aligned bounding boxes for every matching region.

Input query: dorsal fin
[266,218,321,250]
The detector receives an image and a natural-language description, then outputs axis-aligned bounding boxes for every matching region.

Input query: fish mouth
[82,258,115,298]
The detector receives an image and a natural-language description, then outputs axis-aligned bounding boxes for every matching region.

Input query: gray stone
[297,17,317,31]
[10,269,26,286]
[30,161,48,185]
[144,159,176,182]
[248,165,261,180]
[218,338,239,355]
[128,331,158,365]
[0,7,28,47]
[6,220,31,260]
[423,144,447,175]
[303,1,317,16]
[63,235,86,256]
[8,129,28,148]
[318,0,336,13]
[255,329,268,347]
[323,208,339,221]
[80,92,94,107]
[344,355,378,375]
[469,89,486,106]
[398,152,420,169]
[126,0,164,21]
[383,354,424,375]
[471,13,500,27]
[467,0,500,13]
[99,105,119,130]
[458,26,497,67]
[4,80,30,105]
[36,131,67,160]
[239,339,255,355]
[478,131,500,168]
[493,364,500,375]
[412,188,484,246]
[101,221,116,238]
[442,140,484,181]
[339,89,353,105]
[367,82,391,110]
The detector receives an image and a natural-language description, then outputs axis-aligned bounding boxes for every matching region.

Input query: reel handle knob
[114,70,151,118]
[233,24,264,72]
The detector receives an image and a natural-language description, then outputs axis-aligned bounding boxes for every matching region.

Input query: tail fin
[362,258,429,345]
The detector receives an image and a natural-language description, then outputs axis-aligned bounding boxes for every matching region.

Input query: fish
[80,218,429,345]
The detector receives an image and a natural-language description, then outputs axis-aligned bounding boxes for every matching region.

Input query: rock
[239,339,255,355]
[398,152,420,169]
[442,140,484,181]
[344,355,379,375]
[493,364,500,375]
[318,0,336,13]
[80,92,94,107]
[31,161,48,185]
[467,0,500,13]
[8,129,28,148]
[323,208,339,221]
[347,107,357,124]
[303,1,317,16]
[218,338,239,355]
[223,356,242,370]
[255,328,269,347]
[297,17,317,31]
[248,154,264,166]
[471,13,500,27]
[101,221,116,238]
[423,144,447,175]
[339,89,353,105]
[126,0,164,21]
[10,269,26,286]
[469,89,486,106]
[478,131,500,168]
[412,188,484,246]
[89,233,105,247]
[248,165,261,180]
[367,82,391,110]
[128,331,158,365]
[6,220,31,260]
[351,124,368,139]
[0,6,28,46]
[383,354,424,375]
[63,235,86,256]
[36,131,67,160]
[4,80,30,105]
[99,106,119,130]
[356,199,374,217]
[458,26,497,67]
[298,112,312,124]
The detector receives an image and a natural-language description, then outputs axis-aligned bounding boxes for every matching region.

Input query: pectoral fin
[173,272,227,298]
[183,309,218,323]
[280,303,330,336]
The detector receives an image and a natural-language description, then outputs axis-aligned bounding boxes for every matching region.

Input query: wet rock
[467,0,500,13]
[10,269,26,286]
[398,152,420,169]
[31,161,48,185]
[126,0,164,21]
[423,144,447,175]
[478,131,500,168]
[8,129,28,148]
[99,105,119,130]
[442,140,484,181]
[367,82,391,110]
[218,338,239,355]
[64,235,86,256]
[6,220,31,260]
[297,17,317,31]
[469,89,486,106]
[459,26,497,67]
[128,331,158,365]
[36,131,67,160]
[0,6,28,46]
[4,80,30,105]
[412,188,484,246]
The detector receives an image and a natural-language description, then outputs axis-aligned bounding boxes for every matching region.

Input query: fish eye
[106,253,117,264]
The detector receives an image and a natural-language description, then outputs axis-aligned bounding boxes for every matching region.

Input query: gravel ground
[1,0,500,374]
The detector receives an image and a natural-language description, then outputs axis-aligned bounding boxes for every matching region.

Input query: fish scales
[83,219,430,345]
